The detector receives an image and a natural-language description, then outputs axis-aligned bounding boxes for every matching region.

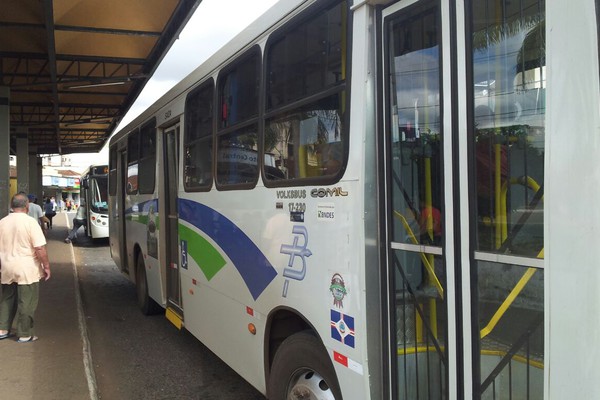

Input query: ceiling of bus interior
[0,0,201,156]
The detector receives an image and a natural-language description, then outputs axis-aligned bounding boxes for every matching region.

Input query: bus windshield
[89,176,109,213]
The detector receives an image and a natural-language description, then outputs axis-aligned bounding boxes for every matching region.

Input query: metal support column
[16,130,29,195]
[29,147,41,202]
[0,87,9,217]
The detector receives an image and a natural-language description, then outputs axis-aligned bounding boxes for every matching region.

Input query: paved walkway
[0,212,95,400]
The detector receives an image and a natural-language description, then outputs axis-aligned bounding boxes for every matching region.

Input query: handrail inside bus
[498,175,543,247]
[479,172,544,339]
[480,248,543,339]
[393,210,444,299]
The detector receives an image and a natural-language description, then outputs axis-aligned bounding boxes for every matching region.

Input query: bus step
[165,307,184,330]
[414,285,441,300]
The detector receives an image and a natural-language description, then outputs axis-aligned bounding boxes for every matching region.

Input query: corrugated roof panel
[1,0,201,155]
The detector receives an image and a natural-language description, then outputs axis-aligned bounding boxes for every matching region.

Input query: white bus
[81,164,109,239]
[108,0,600,398]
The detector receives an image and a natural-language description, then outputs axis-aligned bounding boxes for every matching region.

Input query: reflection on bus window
[264,1,347,184]
[472,0,545,258]
[266,2,345,110]
[109,147,117,196]
[184,81,213,190]
[470,1,546,397]
[185,143,212,188]
[387,4,443,248]
[265,95,344,181]
[216,125,258,186]
[127,163,138,194]
[127,128,140,194]
[219,52,259,128]
[216,48,259,189]
[139,119,156,194]
[385,4,447,398]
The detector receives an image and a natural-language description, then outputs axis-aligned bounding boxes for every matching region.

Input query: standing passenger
[27,194,47,235]
[44,198,56,229]
[0,193,51,342]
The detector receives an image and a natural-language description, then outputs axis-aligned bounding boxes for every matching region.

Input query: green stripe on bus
[178,223,226,280]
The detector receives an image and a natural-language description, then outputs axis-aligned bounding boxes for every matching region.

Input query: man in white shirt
[0,193,51,342]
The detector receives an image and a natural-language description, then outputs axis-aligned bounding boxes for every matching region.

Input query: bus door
[381,0,449,398]
[117,150,129,273]
[163,126,183,319]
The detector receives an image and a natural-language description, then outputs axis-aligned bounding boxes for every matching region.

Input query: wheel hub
[288,370,335,400]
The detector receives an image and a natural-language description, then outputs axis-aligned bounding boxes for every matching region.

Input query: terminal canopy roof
[1,0,200,155]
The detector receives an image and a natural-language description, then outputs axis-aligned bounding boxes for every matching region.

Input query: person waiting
[27,194,47,234]
[43,198,56,229]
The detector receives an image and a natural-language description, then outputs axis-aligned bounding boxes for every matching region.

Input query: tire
[267,331,343,400]
[135,255,161,315]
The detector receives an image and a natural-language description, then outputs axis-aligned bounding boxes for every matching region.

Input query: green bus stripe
[178,223,226,280]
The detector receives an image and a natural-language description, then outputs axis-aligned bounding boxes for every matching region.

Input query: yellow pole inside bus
[494,143,503,249]
[424,155,437,339]
[499,175,543,245]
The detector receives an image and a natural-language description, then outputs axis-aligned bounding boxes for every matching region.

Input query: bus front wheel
[135,256,161,315]
[267,331,342,400]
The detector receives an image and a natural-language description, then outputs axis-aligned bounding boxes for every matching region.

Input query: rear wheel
[267,331,342,400]
[136,255,161,315]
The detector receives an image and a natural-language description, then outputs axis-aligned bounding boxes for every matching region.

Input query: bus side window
[184,80,214,191]
[215,49,260,188]
[264,1,347,184]
[264,95,345,181]
[126,129,140,194]
[109,147,117,196]
[138,118,156,194]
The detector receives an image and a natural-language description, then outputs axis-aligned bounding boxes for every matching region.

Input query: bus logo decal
[281,226,312,280]
[180,240,188,270]
[178,199,278,300]
[329,273,347,308]
[280,225,312,297]
[310,187,348,198]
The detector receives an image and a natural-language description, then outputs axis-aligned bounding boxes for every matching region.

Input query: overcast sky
[69,0,278,166]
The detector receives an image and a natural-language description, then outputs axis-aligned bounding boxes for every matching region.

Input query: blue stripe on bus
[178,198,278,300]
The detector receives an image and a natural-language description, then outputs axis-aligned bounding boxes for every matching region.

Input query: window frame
[262,0,351,188]
[138,118,157,195]
[183,78,215,192]
[109,145,117,196]
[126,128,140,195]
[215,45,262,191]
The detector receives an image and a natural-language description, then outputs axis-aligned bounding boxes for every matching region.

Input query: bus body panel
[87,209,109,239]
[546,1,600,398]
[107,0,600,398]
[177,174,367,396]
[124,191,163,301]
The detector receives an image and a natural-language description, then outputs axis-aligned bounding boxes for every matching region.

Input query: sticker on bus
[330,310,355,348]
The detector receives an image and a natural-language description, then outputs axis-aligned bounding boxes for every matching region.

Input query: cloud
[115,0,278,131]
[153,0,278,82]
